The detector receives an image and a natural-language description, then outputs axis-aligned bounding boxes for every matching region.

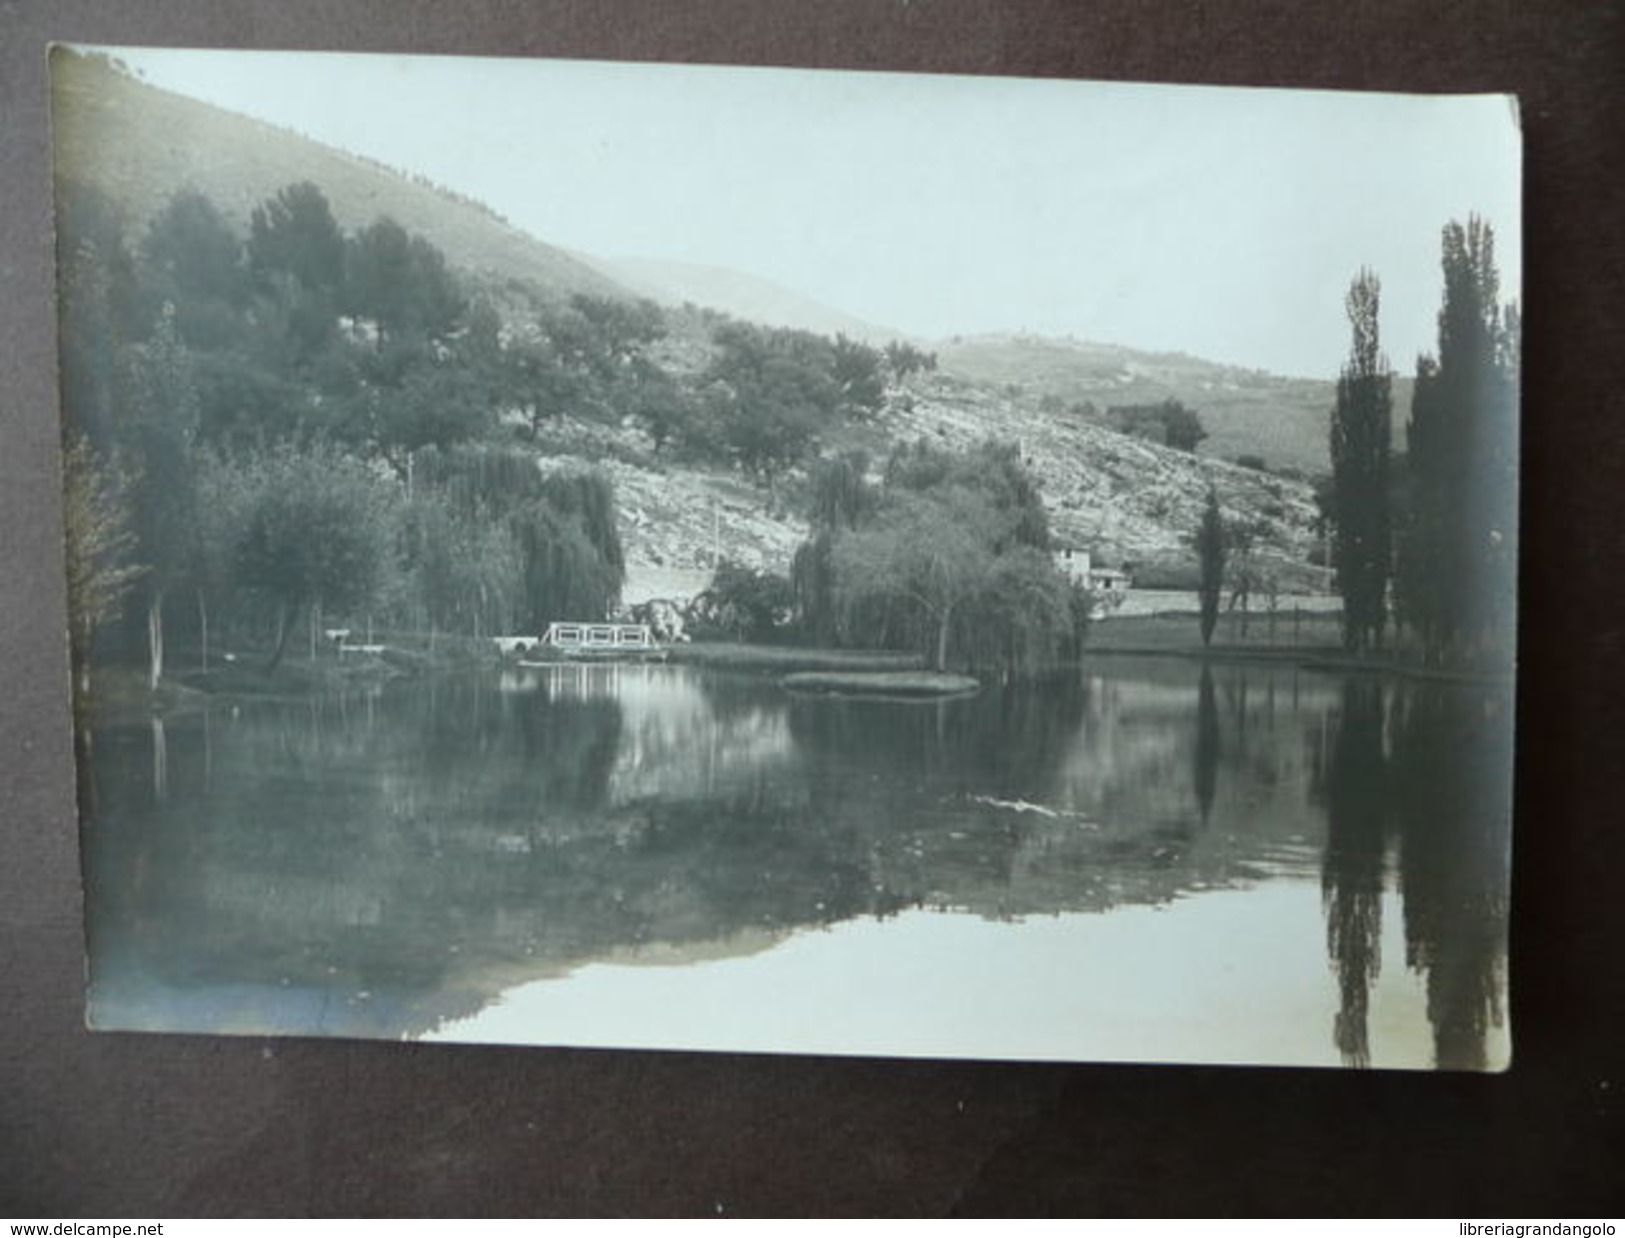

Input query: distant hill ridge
[50,49,629,304]
[934,333,1410,476]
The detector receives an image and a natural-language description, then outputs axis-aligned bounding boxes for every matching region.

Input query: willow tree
[511,498,622,630]
[833,487,996,671]
[822,440,1071,674]
[410,446,624,632]
[397,491,521,643]
[792,451,875,645]
[520,469,625,627]
[1330,269,1394,653]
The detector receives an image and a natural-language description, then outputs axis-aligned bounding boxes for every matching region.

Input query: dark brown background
[3,0,1622,1217]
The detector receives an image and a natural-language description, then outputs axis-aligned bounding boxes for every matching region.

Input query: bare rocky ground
[886,373,1324,586]
[549,369,1328,602]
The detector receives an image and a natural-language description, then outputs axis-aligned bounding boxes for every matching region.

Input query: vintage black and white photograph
[53,46,1519,1070]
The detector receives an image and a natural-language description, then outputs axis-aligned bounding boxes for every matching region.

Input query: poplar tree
[1195,488,1226,648]
[1397,218,1518,666]
[1330,269,1394,653]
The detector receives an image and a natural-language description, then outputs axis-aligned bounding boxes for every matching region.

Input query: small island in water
[781,670,981,699]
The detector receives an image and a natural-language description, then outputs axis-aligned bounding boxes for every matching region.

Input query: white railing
[542,622,656,650]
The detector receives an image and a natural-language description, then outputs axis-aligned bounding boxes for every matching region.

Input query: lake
[79,656,1513,1070]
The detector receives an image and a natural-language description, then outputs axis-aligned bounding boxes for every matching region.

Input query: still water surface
[82,658,1512,1069]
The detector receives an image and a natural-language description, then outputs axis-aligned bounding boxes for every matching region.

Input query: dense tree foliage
[225,442,401,670]
[1108,398,1208,452]
[882,340,937,381]
[247,181,347,366]
[793,440,1077,675]
[142,190,247,351]
[697,322,887,482]
[56,179,646,680]
[248,181,346,297]
[691,560,796,642]
[834,487,998,671]
[412,446,625,633]
[831,334,887,416]
[55,175,1034,687]
[345,216,465,344]
[1330,270,1394,653]
[1395,218,1518,667]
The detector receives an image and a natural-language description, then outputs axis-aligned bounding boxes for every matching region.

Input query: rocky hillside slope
[538,366,1326,598]
[883,373,1323,585]
[936,333,1401,477]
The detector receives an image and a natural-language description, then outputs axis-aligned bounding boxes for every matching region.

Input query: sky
[103,46,1521,379]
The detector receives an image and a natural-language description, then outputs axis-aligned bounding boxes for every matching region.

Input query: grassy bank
[83,632,499,721]
[1087,611,1345,656]
[1084,613,1512,683]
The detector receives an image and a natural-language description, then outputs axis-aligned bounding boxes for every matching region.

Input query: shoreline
[79,623,1513,726]
[1081,613,1515,686]
[79,638,494,724]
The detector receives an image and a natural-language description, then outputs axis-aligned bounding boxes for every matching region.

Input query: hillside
[50,49,627,303]
[881,373,1322,583]
[587,255,904,345]
[581,266,1370,476]
[936,333,1413,476]
[51,49,1328,601]
[531,368,1324,597]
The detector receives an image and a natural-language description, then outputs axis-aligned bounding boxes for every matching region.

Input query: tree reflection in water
[1193,666,1219,829]
[80,661,1511,1066]
[1392,682,1513,1071]
[1315,674,1512,1070]
[1318,677,1390,1068]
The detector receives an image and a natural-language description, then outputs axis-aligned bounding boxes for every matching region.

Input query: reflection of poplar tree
[1320,677,1389,1068]
[1193,666,1219,827]
[1393,684,1512,1070]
